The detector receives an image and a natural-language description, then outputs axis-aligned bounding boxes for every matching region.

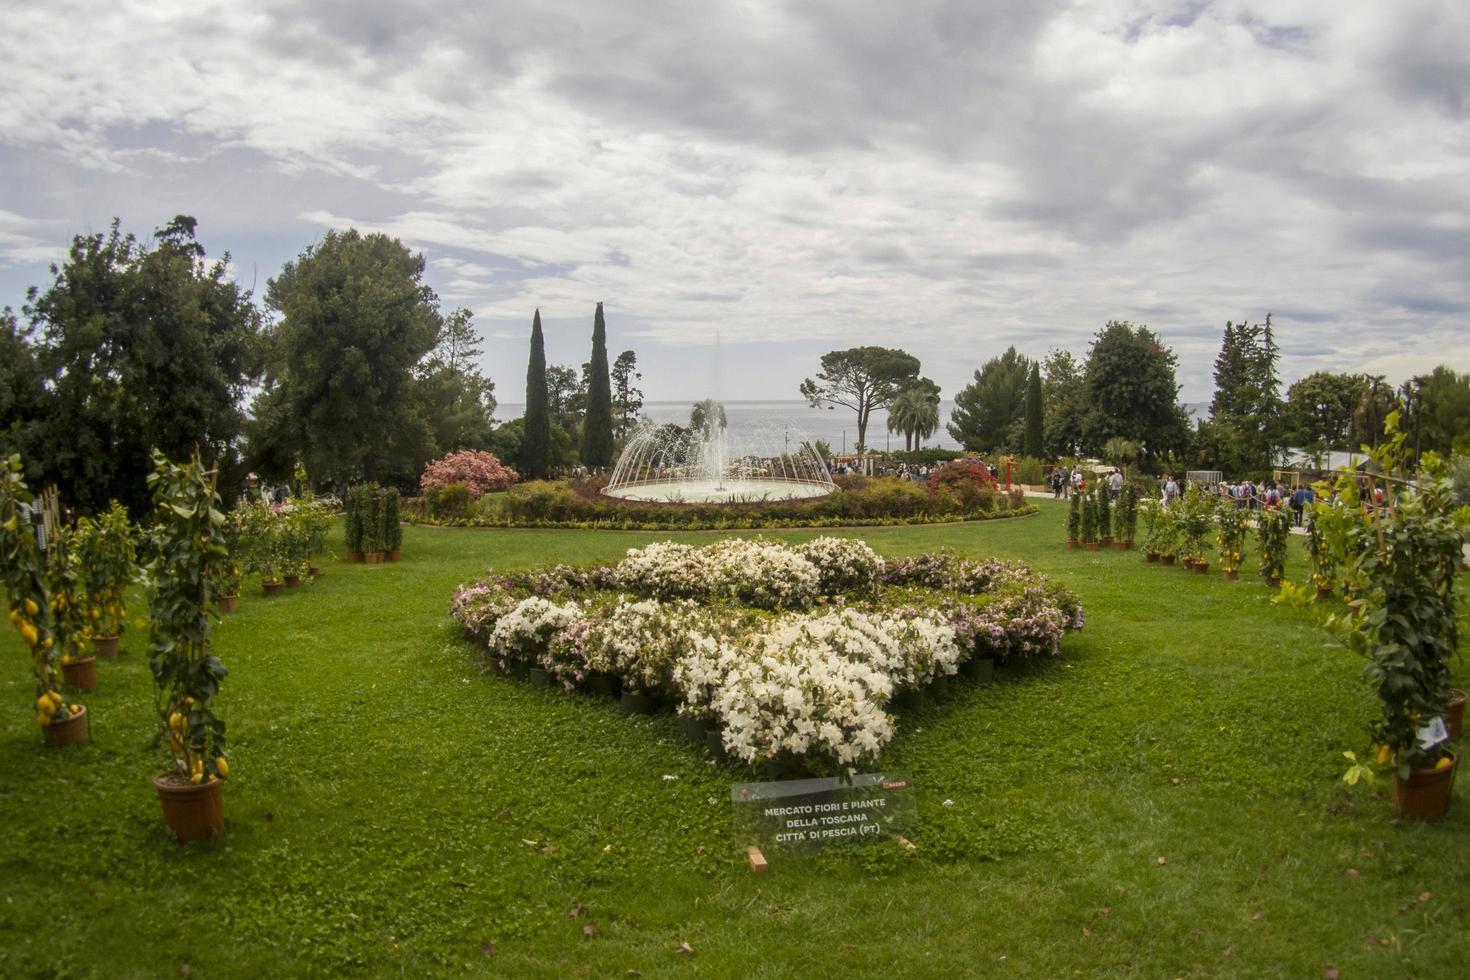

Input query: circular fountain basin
[603,479,834,503]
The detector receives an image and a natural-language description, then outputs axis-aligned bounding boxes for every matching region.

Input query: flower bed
[451,537,1083,771]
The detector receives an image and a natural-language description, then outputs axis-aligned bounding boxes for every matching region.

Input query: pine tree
[581,302,615,467]
[523,309,551,479]
[1024,361,1043,458]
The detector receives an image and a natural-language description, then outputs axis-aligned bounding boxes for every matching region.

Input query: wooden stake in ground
[747,845,768,874]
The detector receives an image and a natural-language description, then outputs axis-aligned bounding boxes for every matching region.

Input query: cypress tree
[523,309,551,479]
[581,302,615,467]
[1024,361,1044,458]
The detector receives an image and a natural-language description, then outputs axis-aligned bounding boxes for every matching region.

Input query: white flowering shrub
[794,536,885,595]
[452,537,1083,771]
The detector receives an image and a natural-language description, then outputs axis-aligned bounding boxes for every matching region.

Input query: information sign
[731,772,917,853]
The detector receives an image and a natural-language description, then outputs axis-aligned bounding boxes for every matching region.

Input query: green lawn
[1,502,1466,978]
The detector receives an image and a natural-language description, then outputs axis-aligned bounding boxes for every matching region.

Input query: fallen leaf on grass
[1251,910,1262,921]
[1098,907,1111,916]
[583,924,596,939]
[1081,927,1091,937]
[1323,967,1339,980]
[1418,891,1432,902]
[481,943,497,958]
[1345,868,1359,878]
[1157,856,1168,866]
[568,904,584,918]
[675,942,694,955]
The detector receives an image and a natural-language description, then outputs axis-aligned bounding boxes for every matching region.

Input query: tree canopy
[799,346,921,451]
[1082,321,1189,461]
[253,227,439,487]
[22,216,262,513]
[581,303,615,467]
[948,346,1030,454]
[611,350,643,442]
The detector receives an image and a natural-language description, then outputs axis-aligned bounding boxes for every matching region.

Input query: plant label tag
[731,772,917,855]
[1416,717,1449,749]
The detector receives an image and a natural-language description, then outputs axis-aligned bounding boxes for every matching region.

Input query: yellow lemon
[215,757,229,778]
[24,598,38,616]
[36,713,49,727]
[1434,757,1454,771]
[18,622,38,647]
[46,691,62,709]
[1374,744,1392,765]
[35,695,54,714]
[190,771,204,784]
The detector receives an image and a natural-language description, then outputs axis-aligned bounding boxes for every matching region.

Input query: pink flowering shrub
[420,450,518,498]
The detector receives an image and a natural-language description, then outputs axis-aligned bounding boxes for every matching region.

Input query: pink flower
[420,450,518,497]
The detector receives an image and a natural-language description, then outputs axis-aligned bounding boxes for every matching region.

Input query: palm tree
[888,387,941,452]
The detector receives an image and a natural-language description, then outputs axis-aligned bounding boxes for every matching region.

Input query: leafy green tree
[887,382,940,452]
[1081,321,1189,462]
[581,303,615,467]
[545,365,583,432]
[689,399,727,437]
[800,347,921,451]
[1041,348,1087,458]
[611,350,643,443]
[416,307,496,454]
[1405,366,1470,457]
[0,310,48,474]
[1024,362,1044,458]
[948,346,1030,453]
[25,216,262,514]
[1284,371,1366,454]
[522,310,552,479]
[1353,375,1399,451]
[254,228,439,487]
[1207,316,1284,471]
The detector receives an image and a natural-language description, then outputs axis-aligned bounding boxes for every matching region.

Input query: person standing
[1109,470,1123,502]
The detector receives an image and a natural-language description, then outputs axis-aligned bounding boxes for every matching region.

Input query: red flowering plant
[419,450,518,499]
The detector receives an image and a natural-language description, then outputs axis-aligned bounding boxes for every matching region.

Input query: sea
[494,399,964,452]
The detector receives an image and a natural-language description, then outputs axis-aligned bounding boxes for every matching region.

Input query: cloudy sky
[1,0,1467,407]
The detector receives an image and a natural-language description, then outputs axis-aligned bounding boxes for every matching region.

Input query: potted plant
[1117,481,1138,550]
[146,451,231,843]
[49,528,97,692]
[1216,500,1247,581]
[1139,497,1162,561]
[1333,418,1462,820]
[382,488,402,561]
[1157,506,1179,565]
[1256,507,1290,587]
[280,509,310,587]
[1080,487,1099,550]
[1,455,88,747]
[1066,491,1081,547]
[1305,515,1336,601]
[75,501,135,657]
[361,484,386,563]
[1096,482,1112,546]
[240,501,283,594]
[1178,484,1212,572]
[209,510,244,612]
[344,484,368,561]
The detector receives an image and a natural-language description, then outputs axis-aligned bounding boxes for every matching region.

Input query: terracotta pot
[1067,539,1078,549]
[284,574,302,588]
[308,566,320,578]
[1114,541,1128,551]
[1124,541,1136,550]
[1392,752,1457,821]
[619,690,660,716]
[1223,569,1239,581]
[346,551,362,563]
[364,552,384,564]
[962,656,995,682]
[92,634,119,658]
[1315,586,1335,602]
[1084,542,1100,552]
[1146,551,1160,563]
[1191,562,1209,574]
[217,594,238,613]
[1161,555,1176,566]
[678,714,709,744]
[44,704,89,748]
[154,774,224,843]
[1447,689,1467,739]
[262,580,283,596]
[388,550,402,562]
[1265,575,1282,588]
[62,656,97,691]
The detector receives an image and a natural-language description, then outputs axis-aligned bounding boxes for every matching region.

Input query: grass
[1,500,1466,978]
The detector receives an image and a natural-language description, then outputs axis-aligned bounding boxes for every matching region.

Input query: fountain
[603,417,836,503]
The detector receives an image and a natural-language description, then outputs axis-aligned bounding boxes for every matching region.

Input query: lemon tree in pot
[1256,507,1290,587]
[240,500,283,594]
[1215,499,1247,580]
[75,501,135,657]
[209,510,244,612]
[145,451,231,842]
[1,455,88,746]
[1331,420,1463,821]
[48,527,97,693]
